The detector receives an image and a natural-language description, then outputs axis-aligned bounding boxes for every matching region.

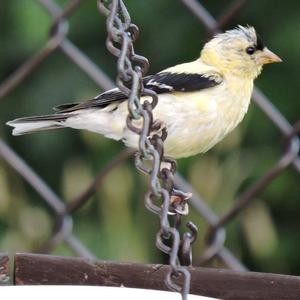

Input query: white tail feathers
[6,113,70,135]
[6,120,64,136]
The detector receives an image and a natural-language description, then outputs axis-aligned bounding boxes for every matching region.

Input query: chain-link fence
[0,0,299,297]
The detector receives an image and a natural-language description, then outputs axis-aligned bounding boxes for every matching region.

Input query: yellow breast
[162,77,253,158]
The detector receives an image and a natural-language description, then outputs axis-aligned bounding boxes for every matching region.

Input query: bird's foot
[168,190,192,216]
[151,119,167,140]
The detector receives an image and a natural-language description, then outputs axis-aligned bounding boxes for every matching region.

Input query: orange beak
[259,48,282,65]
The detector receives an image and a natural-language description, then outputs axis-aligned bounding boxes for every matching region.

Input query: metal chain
[97,1,197,299]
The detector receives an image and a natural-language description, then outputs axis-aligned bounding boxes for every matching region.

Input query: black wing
[54,88,127,112]
[54,72,222,113]
[143,72,221,93]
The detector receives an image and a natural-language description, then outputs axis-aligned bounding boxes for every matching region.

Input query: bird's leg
[151,119,192,215]
[169,188,192,216]
[151,119,167,141]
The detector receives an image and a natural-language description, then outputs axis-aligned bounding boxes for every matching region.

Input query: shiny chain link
[97,1,197,298]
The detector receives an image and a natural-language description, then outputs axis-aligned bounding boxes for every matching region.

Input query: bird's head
[200,25,281,79]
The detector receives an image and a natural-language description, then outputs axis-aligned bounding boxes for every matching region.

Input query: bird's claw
[151,119,167,140]
[168,192,192,216]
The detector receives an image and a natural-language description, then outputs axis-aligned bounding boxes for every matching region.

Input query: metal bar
[0,23,67,99]
[0,254,10,286]
[215,0,247,30]
[174,173,247,271]
[38,0,115,90]
[0,139,65,214]
[212,136,299,230]
[0,140,97,258]
[66,148,134,214]
[181,0,217,32]
[14,253,300,300]
[59,40,115,90]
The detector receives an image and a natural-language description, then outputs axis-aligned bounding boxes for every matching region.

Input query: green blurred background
[0,0,300,274]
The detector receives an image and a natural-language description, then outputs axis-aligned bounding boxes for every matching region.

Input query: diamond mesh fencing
[0,0,299,296]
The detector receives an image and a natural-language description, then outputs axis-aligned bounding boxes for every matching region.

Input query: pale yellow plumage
[7,26,281,158]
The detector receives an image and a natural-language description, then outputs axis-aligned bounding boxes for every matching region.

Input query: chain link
[97,0,197,298]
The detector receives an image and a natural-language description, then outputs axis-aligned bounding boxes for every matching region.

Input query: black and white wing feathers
[54,88,127,112]
[143,72,222,93]
[54,71,222,113]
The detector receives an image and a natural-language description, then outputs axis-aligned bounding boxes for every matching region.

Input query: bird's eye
[246,46,255,55]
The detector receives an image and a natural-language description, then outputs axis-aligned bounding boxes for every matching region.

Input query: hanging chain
[97,1,198,299]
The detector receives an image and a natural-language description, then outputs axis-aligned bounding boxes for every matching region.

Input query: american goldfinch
[7,26,281,158]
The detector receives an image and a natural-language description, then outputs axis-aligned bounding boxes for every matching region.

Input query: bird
[7,25,281,159]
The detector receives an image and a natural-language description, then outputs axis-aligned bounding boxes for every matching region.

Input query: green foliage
[0,0,299,274]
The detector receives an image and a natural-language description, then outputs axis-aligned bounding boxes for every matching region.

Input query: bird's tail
[6,114,69,136]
